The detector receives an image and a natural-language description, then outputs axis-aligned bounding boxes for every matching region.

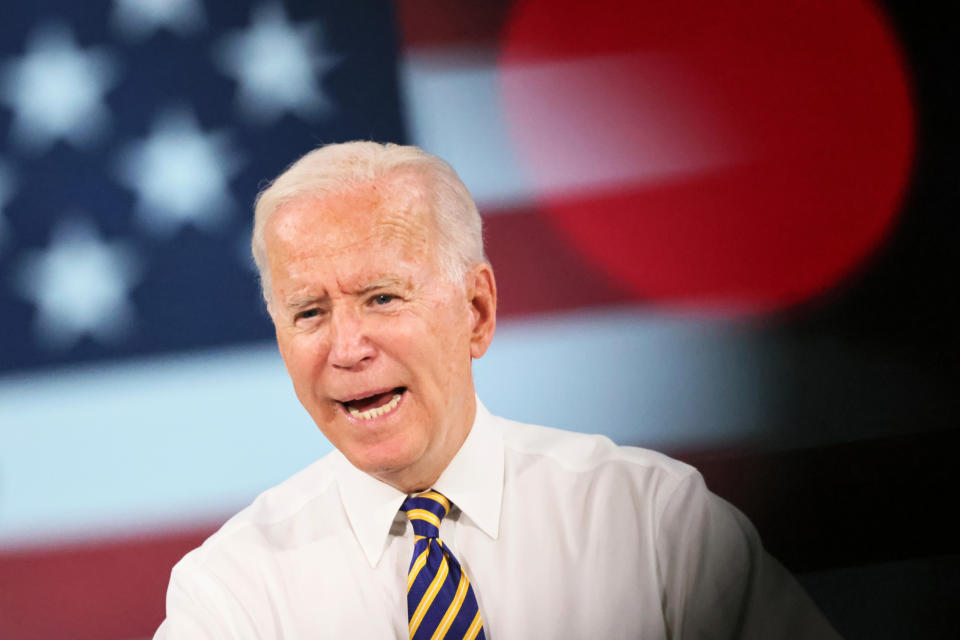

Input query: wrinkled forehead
[265,173,440,263]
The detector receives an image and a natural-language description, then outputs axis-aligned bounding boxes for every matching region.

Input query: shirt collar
[433,400,503,542]
[335,398,504,568]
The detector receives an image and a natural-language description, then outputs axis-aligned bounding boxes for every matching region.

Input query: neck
[378,395,477,494]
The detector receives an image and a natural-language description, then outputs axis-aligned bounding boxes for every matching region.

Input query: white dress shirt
[155,402,840,639]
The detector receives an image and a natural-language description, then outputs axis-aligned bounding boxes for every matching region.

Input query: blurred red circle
[500,0,915,312]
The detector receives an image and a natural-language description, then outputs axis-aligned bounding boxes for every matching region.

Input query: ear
[466,262,497,359]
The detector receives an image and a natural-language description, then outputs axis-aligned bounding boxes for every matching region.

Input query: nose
[327,307,376,370]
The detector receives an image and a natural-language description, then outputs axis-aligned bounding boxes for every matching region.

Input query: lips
[338,387,406,421]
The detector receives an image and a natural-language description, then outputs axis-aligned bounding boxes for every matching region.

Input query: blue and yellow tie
[402,490,485,640]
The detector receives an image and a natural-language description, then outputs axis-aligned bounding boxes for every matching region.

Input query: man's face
[263,178,494,491]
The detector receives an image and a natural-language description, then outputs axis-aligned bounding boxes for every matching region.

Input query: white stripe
[496,52,741,198]
[0,342,327,549]
[399,49,738,210]
[399,49,536,210]
[0,308,812,548]
[475,308,769,449]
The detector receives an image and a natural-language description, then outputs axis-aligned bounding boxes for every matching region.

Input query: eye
[372,293,397,306]
[296,308,320,320]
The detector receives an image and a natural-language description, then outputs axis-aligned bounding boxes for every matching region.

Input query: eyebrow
[284,295,328,313]
[354,276,406,295]
[281,276,408,312]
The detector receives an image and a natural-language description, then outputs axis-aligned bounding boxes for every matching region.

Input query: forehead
[268,176,437,260]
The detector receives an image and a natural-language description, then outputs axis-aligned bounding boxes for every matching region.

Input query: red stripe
[0,525,217,640]
[482,205,635,316]
[393,0,513,49]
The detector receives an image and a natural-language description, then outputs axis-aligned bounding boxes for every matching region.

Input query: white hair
[251,141,486,303]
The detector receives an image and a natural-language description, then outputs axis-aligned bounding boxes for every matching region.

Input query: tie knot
[402,490,451,538]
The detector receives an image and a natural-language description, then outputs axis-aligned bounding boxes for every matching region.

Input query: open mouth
[339,387,406,421]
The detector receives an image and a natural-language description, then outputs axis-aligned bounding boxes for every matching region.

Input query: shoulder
[495,413,698,496]
[180,451,343,566]
[498,413,693,475]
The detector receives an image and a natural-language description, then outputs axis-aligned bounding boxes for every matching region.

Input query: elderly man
[155,141,840,639]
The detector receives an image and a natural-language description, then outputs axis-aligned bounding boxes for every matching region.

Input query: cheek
[278,333,327,391]
[422,312,474,379]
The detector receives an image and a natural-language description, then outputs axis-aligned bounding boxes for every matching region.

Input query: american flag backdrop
[1,1,958,638]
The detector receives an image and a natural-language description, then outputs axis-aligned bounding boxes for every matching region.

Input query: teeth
[348,393,402,420]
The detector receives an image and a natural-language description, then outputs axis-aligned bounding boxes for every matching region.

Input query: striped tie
[402,490,485,640]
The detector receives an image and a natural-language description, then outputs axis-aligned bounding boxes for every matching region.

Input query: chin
[346,438,424,481]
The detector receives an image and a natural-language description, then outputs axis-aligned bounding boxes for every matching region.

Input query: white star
[0,159,14,252]
[15,218,141,350]
[115,108,243,235]
[0,23,117,153]
[213,3,339,124]
[110,0,205,41]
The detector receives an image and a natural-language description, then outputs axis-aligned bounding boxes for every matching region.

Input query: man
[155,141,840,638]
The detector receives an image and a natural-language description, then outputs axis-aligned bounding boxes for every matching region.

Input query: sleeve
[654,471,843,640]
[153,552,261,640]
